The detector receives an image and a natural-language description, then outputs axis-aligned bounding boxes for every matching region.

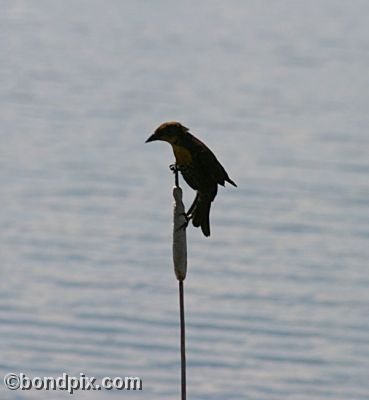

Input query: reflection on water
[1,1,369,399]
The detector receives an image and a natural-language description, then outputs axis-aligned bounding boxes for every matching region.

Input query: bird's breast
[172,144,192,166]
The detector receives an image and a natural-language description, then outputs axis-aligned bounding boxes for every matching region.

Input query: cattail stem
[172,167,187,400]
[179,279,186,400]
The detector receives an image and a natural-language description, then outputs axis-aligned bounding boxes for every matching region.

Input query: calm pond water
[1,1,369,399]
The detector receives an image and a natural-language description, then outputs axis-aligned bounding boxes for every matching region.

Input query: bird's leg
[176,193,199,232]
[186,192,199,219]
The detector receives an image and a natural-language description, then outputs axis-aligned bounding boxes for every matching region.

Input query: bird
[145,121,237,237]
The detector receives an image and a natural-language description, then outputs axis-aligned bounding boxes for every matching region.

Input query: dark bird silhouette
[146,121,237,237]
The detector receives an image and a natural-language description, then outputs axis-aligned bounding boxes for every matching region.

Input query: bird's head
[145,121,189,145]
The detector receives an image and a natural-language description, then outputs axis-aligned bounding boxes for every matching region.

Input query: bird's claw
[185,211,193,220]
[176,212,190,232]
[170,163,180,187]
[169,163,178,173]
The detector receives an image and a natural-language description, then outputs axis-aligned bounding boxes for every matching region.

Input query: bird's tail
[192,197,211,237]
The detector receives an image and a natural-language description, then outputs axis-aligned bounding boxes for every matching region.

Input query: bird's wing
[197,146,229,186]
[191,135,236,188]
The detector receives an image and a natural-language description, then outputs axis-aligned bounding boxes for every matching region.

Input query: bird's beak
[145,133,158,143]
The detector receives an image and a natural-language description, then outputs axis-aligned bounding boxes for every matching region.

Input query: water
[1,1,369,399]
